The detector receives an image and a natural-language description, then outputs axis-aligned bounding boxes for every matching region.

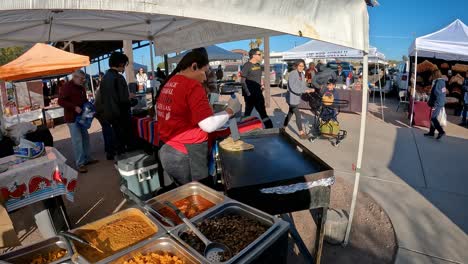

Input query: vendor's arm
[58,84,79,112]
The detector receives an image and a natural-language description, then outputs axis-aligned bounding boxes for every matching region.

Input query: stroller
[300,92,348,146]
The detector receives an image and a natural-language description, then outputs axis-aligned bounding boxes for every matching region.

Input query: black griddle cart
[216,128,334,264]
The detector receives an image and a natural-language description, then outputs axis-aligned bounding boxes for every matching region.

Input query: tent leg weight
[324,208,349,245]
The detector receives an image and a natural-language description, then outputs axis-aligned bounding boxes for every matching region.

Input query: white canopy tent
[0,1,368,53]
[0,0,372,249]
[283,40,385,61]
[408,19,468,125]
[282,40,386,120]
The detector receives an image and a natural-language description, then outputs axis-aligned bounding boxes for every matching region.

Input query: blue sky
[90,0,468,74]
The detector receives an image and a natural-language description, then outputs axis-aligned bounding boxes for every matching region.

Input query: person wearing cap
[322,78,340,100]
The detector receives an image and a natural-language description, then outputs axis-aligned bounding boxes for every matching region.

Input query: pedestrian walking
[459,71,468,127]
[283,60,313,139]
[241,48,273,128]
[425,70,447,139]
[58,70,98,173]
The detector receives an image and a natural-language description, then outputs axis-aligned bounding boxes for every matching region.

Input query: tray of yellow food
[0,236,72,264]
[70,208,162,264]
[108,236,202,264]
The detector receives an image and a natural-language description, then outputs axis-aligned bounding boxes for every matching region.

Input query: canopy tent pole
[377,62,384,121]
[13,83,20,124]
[88,67,95,98]
[344,52,369,245]
[164,55,169,76]
[409,51,418,126]
[372,64,376,103]
[149,40,156,106]
[97,59,102,74]
[264,35,271,108]
[123,40,135,83]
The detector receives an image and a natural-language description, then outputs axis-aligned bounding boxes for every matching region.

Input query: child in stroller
[301,79,348,146]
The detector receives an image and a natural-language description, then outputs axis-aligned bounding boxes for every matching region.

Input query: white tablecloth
[0,147,78,212]
[3,110,43,128]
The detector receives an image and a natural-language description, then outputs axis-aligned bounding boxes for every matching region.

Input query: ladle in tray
[60,231,104,254]
[164,201,232,263]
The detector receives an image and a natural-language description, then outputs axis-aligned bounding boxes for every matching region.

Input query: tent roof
[168,45,242,64]
[0,0,369,54]
[0,43,90,82]
[409,19,468,61]
[282,40,384,60]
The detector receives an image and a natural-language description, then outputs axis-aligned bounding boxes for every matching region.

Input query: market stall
[0,0,373,261]
[0,43,90,128]
[408,19,468,126]
[283,41,386,116]
[0,147,77,238]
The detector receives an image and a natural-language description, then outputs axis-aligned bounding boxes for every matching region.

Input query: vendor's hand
[75,106,82,114]
[226,97,241,117]
[306,89,315,93]
[129,93,136,99]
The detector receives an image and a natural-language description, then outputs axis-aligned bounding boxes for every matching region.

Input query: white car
[394,61,409,91]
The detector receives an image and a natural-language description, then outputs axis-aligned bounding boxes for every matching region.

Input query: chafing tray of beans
[108,236,202,264]
[172,202,290,263]
[70,208,163,264]
[0,236,73,264]
[146,182,226,228]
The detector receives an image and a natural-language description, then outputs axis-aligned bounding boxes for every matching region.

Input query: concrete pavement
[265,88,468,263]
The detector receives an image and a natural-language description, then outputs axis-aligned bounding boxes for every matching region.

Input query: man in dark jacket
[311,63,337,91]
[425,70,446,139]
[58,70,97,173]
[95,52,133,154]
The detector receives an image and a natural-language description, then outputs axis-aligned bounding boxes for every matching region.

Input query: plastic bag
[13,138,45,159]
[75,101,96,129]
[437,107,447,127]
[6,122,37,145]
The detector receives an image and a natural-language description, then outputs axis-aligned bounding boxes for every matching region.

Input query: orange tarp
[0,43,90,82]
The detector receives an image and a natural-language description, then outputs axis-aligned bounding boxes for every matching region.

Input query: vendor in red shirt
[156,51,241,185]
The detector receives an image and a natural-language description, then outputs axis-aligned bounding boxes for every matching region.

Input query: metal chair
[396,90,409,112]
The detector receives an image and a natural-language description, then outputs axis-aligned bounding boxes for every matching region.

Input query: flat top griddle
[218,129,333,190]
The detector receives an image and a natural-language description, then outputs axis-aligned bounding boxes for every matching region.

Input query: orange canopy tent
[0,43,90,82]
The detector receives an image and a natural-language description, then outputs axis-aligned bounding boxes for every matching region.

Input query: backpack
[322,90,335,106]
[320,120,340,138]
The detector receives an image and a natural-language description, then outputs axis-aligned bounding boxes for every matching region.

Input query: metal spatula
[164,201,232,263]
[228,94,241,142]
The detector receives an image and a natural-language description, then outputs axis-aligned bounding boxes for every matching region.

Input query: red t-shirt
[157,75,213,154]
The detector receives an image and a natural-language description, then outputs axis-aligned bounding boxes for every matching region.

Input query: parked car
[270,63,287,87]
[223,64,243,82]
[223,63,285,86]
[394,61,409,91]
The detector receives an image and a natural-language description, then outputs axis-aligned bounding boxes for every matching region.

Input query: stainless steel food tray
[70,207,165,264]
[108,236,204,264]
[0,236,73,264]
[146,182,229,228]
[171,202,288,263]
